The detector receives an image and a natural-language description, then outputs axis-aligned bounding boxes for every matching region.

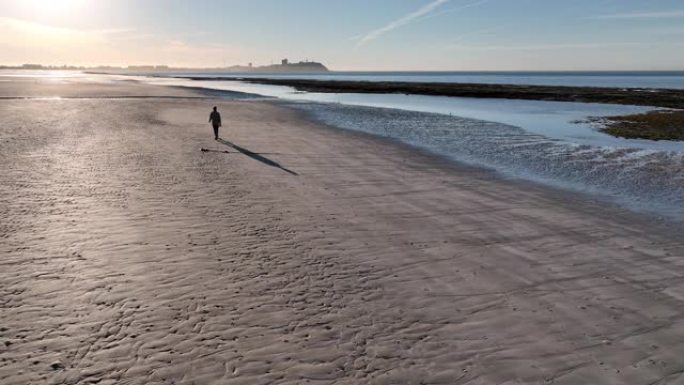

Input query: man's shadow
[215,138,298,176]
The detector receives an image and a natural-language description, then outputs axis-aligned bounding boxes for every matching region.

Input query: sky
[1,0,683,70]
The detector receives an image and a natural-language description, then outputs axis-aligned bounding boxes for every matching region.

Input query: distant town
[0,59,329,74]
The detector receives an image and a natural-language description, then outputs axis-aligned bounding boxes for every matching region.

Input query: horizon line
[2,64,684,73]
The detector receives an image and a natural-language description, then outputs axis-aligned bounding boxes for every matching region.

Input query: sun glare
[26,0,88,18]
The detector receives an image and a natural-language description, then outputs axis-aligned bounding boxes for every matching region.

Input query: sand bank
[1,78,683,384]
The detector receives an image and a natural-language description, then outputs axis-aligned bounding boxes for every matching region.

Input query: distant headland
[224,59,329,73]
[0,59,330,74]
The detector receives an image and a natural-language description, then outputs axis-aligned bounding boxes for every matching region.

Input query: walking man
[209,106,222,140]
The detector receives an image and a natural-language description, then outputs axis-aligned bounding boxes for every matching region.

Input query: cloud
[591,10,684,20]
[0,17,110,52]
[0,17,241,67]
[355,0,450,48]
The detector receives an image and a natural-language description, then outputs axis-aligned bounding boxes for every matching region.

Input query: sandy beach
[2,77,684,385]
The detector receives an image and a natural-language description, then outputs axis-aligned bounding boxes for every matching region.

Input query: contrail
[355,0,450,47]
[414,0,492,23]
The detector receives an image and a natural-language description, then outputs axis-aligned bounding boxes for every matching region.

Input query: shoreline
[178,76,684,109]
[282,99,683,229]
[87,72,684,140]
[157,74,684,141]
[275,99,684,222]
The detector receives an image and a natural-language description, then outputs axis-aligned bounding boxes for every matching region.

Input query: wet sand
[1,78,684,385]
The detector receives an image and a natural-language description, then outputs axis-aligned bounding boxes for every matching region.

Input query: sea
[147,70,684,89]
[4,70,683,221]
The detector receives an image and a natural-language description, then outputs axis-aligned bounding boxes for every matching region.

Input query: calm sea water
[156,71,684,90]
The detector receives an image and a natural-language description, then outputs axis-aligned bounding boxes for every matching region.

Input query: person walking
[209,106,222,140]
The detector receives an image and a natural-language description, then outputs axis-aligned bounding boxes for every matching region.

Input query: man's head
[213,106,217,112]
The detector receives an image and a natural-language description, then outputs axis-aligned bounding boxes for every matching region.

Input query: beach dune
[1,78,683,385]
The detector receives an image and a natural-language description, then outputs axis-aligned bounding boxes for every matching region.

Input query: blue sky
[1,0,683,70]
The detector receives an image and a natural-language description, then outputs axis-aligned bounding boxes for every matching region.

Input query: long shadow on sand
[215,138,298,175]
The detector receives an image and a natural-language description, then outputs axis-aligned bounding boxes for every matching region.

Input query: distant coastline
[85,59,328,75]
[3,59,329,74]
[224,59,329,73]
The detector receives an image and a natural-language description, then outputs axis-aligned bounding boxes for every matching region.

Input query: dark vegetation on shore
[187,77,684,110]
[588,110,684,141]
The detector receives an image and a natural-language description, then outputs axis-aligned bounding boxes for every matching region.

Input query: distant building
[281,58,289,65]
